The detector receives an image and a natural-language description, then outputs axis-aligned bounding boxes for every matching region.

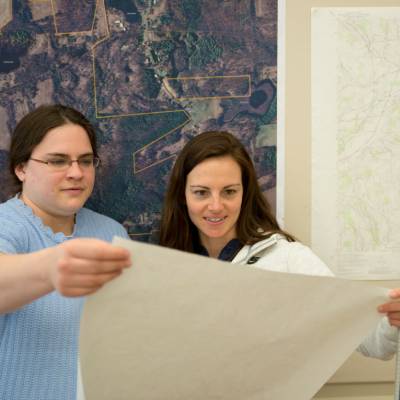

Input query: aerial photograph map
[0,0,278,242]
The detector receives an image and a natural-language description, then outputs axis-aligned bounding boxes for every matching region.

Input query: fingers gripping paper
[80,237,387,400]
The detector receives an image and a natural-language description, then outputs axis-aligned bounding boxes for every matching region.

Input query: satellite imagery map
[0,0,278,241]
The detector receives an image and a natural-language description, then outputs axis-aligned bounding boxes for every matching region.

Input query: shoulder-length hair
[9,104,98,193]
[159,131,295,252]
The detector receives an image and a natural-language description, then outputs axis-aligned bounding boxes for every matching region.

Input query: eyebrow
[189,184,242,189]
[44,152,94,158]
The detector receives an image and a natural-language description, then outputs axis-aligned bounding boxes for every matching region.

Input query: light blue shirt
[0,196,129,400]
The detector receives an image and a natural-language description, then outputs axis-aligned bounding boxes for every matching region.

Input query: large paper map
[312,8,400,278]
[0,0,277,241]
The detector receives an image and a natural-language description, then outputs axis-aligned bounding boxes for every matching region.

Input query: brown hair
[9,104,98,192]
[159,131,295,252]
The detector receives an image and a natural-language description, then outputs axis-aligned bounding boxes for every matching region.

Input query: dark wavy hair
[159,131,295,252]
[9,104,98,193]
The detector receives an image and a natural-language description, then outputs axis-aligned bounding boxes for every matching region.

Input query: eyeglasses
[29,156,101,171]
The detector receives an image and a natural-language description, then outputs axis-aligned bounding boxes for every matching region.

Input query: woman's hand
[50,238,131,297]
[378,289,400,327]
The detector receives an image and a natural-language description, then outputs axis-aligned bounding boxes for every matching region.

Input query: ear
[14,163,26,183]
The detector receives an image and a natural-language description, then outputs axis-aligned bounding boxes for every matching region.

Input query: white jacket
[232,234,398,360]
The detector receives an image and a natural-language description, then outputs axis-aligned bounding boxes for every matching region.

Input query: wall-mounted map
[0,0,278,241]
[312,8,400,279]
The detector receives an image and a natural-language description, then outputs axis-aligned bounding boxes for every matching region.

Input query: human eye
[48,158,68,168]
[193,189,209,198]
[78,157,94,167]
[224,188,237,196]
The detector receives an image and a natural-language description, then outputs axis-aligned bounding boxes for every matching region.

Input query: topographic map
[0,0,277,241]
[312,8,400,278]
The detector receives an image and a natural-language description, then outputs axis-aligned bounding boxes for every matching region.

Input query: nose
[208,194,223,212]
[66,161,84,178]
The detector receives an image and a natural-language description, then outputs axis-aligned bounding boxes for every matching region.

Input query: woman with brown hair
[0,104,131,400]
[159,130,400,360]
[160,130,329,273]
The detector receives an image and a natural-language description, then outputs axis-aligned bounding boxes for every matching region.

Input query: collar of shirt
[195,238,243,261]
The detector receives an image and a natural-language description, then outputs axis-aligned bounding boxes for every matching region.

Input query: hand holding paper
[378,289,400,327]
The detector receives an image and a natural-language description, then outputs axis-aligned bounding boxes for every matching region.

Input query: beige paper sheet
[80,237,388,400]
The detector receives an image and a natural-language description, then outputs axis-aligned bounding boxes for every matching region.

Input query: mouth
[62,187,85,194]
[204,216,227,224]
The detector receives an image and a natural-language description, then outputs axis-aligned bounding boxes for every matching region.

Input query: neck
[45,216,75,236]
[200,236,230,259]
[20,193,75,235]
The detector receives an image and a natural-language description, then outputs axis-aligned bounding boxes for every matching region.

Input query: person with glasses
[0,104,131,400]
[159,130,400,362]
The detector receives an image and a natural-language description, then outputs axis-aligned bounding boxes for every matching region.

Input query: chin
[61,201,86,215]
[204,230,228,239]
[58,208,81,217]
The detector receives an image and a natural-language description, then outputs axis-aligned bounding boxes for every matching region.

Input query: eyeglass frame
[29,155,101,171]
